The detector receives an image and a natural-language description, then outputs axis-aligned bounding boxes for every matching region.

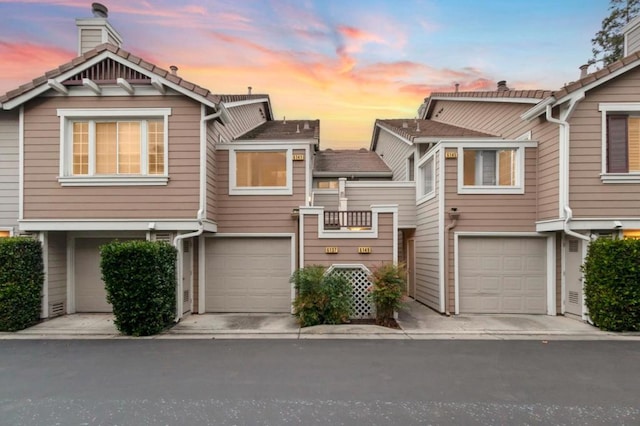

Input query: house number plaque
[358,247,372,254]
[445,151,458,159]
[325,247,339,254]
[293,154,305,161]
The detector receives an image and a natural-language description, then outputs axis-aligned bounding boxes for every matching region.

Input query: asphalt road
[0,339,638,425]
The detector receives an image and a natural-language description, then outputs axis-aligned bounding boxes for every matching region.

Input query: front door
[564,237,583,317]
[407,239,416,298]
[182,240,192,314]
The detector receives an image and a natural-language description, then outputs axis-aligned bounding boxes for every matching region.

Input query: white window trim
[229,147,293,195]
[457,145,525,194]
[0,227,14,237]
[417,152,436,204]
[57,108,171,186]
[598,103,640,183]
[406,152,415,182]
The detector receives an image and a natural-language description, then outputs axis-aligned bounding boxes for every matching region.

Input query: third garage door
[458,237,547,314]
[205,237,292,312]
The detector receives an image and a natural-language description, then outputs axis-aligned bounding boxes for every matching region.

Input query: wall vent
[153,232,173,243]
[568,291,580,305]
[49,302,65,317]
[569,240,579,253]
[183,289,190,303]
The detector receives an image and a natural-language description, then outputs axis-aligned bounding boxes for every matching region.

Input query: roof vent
[296,124,300,133]
[416,121,421,132]
[92,2,108,18]
[303,121,310,130]
[497,80,509,92]
[579,64,590,79]
[359,148,368,152]
[170,65,179,76]
[454,83,460,93]
[402,121,408,128]
[248,86,252,95]
[283,116,286,124]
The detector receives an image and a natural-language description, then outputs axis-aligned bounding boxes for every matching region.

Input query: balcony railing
[324,210,372,230]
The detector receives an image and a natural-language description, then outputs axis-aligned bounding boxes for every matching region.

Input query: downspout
[443,208,459,316]
[173,220,205,322]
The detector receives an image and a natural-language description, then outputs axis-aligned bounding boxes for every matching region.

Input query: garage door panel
[205,237,292,313]
[459,237,547,314]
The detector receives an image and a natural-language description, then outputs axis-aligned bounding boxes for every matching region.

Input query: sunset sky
[0,0,608,148]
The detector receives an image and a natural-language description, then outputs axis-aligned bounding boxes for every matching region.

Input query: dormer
[76,3,123,55]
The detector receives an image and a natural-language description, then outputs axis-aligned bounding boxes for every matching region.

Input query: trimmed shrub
[291,265,352,327]
[101,240,177,336]
[0,237,44,331]
[583,238,640,331]
[369,263,406,327]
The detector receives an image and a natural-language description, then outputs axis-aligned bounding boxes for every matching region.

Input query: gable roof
[236,120,320,141]
[428,90,552,101]
[375,118,495,144]
[0,43,223,109]
[314,149,392,177]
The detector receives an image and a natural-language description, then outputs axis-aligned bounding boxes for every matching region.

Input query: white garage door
[458,237,547,314]
[75,238,113,312]
[205,237,292,313]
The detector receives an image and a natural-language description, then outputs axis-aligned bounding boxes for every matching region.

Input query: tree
[591,0,640,66]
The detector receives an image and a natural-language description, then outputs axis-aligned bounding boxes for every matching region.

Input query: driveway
[5,300,634,340]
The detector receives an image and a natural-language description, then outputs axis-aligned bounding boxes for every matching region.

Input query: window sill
[457,186,524,195]
[229,186,293,196]
[58,176,169,186]
[601,173,640,183]
[416,191,436,205]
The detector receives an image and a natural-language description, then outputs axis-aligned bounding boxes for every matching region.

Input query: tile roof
[236,120,320,141]
[376,119,495,141]
[219,94,271,103]
[314,149,391,175]
[0,43,222,105]
[428,90,552,100]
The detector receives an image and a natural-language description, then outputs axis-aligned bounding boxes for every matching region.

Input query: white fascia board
[439,139,537,148]
[313,171,393,178]
[18,219,216,232]
[535,219,565,232]
[429,96,541,105]
[622,15,640,35]
[375,123,413,145]
[222,98,269,108]
[455,231,546,237]
[345,181,415,188]
[520,96,557,121]
[217,141,316,149]
[554,61,640,107]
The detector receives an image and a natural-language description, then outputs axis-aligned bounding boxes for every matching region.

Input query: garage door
[458,237,547,314]
[205,237,292,312]
[75,238,113,312]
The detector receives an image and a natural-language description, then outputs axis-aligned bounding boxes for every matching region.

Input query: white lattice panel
[332,267,375,319]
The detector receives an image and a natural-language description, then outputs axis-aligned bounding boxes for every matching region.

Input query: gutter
[173,216,205,322]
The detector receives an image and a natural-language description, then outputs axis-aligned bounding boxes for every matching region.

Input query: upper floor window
[458,146,524,194]
[317,180,338,189]
[417,154,435,203]
[58,108,171,186]
[229,148,293,195]
[599,103,640,183]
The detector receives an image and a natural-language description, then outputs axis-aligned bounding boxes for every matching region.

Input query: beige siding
[414,153,440,310]
[345,183,416,228]
[23,95,201,219]
[568,65,640,217]
[0,111,19,230]
[216,149,305,233]
[80,28,102,54]
[373,127,413,180]
[214,103,267,142]
[535,121,561,220]
[626,26,640,55]
[303,213,394,268]
[312,190,339,209]
[47,231,67,317]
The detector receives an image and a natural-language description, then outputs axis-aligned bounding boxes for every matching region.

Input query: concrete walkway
[4,300,639,340]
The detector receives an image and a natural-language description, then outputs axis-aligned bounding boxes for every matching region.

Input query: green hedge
[101,240,177,336]
[583,238,640,331]
[0,237,44,331]
[291,265,352,327]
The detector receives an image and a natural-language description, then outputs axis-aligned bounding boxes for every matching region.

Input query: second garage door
[458,237,547,314]
[205,237,292,313]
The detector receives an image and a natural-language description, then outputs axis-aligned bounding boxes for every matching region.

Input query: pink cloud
[0,41,74,92]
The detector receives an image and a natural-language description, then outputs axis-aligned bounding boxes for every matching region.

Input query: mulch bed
[348,318,401,329]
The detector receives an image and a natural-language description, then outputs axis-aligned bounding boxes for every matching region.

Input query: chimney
[497,80,509,92]
[303,121,310,130]
[579,64,590,79]
[248,86,252,95]
[454,83,460,93]
[170,65,179,76]
[76,3,123,55]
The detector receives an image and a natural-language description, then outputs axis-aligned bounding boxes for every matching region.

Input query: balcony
[323,210,372,230]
